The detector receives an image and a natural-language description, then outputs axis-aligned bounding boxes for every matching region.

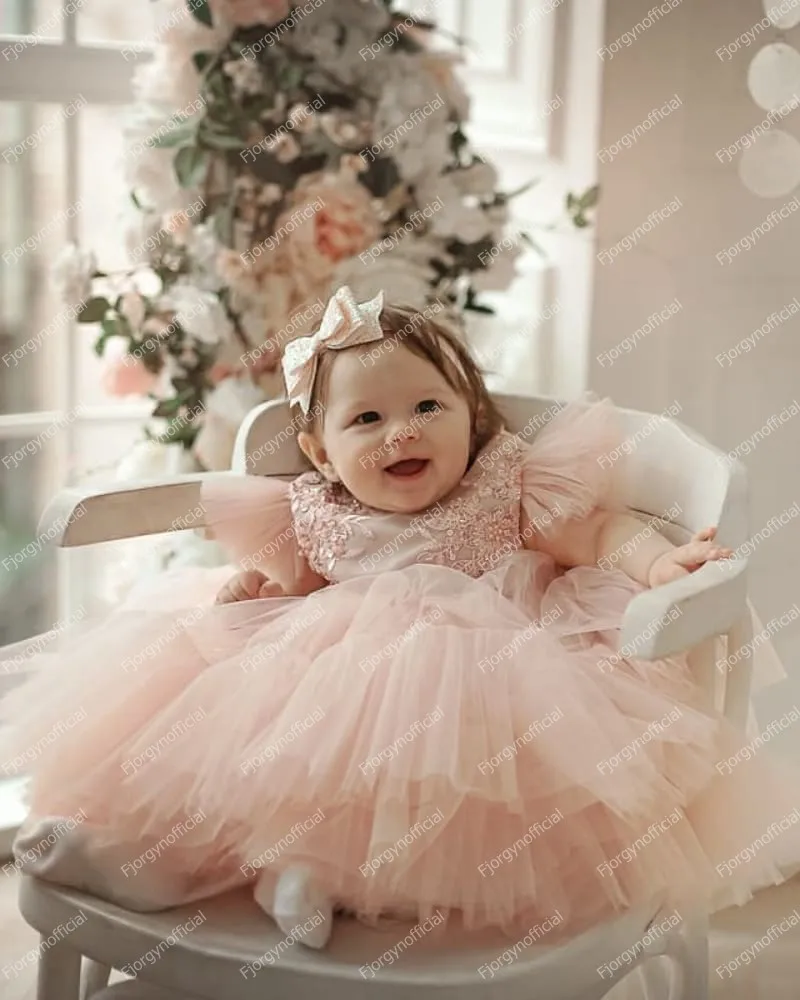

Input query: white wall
[591,0,800,755]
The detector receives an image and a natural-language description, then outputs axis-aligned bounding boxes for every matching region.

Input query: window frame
[0,6,152,628]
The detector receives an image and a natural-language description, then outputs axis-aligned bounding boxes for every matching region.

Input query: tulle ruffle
[2,553,797,935]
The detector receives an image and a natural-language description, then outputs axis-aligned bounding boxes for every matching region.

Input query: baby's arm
[523,508,732,587]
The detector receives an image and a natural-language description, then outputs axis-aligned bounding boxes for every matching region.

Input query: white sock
[254,864,333,949]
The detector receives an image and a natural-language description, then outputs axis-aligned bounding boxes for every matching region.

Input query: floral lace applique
[289,431,524,581]
[290,473,375,580]
[413,433,523,578]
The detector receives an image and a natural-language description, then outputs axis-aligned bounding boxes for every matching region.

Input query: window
[432,0,597,398]
[0,0,155,840]
[0,1,154,659]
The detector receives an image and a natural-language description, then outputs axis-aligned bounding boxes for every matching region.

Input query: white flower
[334,237,440,308]
[485,201,511,229]
[452,162,499,198]
[420,52,471,120]
[205,376,266,428]
[123,109,182,214]
[223,58,263,96]
[194,373,268,470]
[123,210,162,263]
[416,175,491,243]
[115,439,187,481]
[291,0,390,85]
[119,292,147,330]
[185,224,225,293]
[132,268,164,298]
[258,183,283,206]
[159,284,231,345]
[373,56,451,183]
[52,244,97,309]
[273,134,301,164]
[471,242,523,292]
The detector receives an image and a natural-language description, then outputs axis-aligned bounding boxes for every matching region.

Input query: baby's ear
[297,431,338,480]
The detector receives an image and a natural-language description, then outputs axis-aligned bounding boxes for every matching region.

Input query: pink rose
[208,362,241,384]
[276,171,381,289]
[209,0,290,28]
[102,349,159,398]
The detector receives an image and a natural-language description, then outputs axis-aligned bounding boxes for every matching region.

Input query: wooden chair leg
[81,959,113,999]
[37,936,82,1000]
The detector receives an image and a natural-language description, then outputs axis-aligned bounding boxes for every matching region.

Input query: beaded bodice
[289,431,525,584]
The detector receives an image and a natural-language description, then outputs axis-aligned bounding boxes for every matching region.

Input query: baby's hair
[289,302,505,463]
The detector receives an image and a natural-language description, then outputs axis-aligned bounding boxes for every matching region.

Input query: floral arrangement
[55,0,595,470]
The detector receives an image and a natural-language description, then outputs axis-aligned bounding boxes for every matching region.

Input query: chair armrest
[619,557,747,659]
[37,472,236,548]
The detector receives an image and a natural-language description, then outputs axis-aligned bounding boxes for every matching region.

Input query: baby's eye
[416,399,441,414]
[354,410,381,425]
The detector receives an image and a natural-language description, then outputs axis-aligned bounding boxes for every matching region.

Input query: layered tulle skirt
[1,550,798,936]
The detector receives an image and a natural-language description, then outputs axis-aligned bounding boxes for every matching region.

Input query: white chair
[17,392,756,1000]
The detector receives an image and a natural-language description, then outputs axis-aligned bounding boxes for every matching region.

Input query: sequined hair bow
[281,286,385,414]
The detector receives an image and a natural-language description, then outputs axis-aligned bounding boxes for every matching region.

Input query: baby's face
[312,343,472,513]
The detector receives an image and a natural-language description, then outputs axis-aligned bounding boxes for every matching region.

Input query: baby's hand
[648,526,733,587]
[215,570,286,605]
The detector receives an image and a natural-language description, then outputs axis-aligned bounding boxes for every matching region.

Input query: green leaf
[578,184,600,210]
[188,0,213,27]
[566,192,577,210]
[572,213,590,229]
[152,119,198,149]
[101,315,124,340]
[192,51,214,74]
[449,126,468,155]
[279,64,305,90]
[464,299,495,314]
[130,189,143,211]
[173,145,210,188]
[152,398,183,419]
[76,297,111,323]
[93,332,112,357]
[503,178,539,201]
[213,200,236,245]
[198,125,246,151]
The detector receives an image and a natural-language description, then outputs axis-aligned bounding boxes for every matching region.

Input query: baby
[8,286,799,957]
[217,290,730,608]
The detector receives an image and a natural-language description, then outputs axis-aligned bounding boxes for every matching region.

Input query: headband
[281,286,385,414]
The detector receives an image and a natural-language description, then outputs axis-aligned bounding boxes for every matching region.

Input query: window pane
[0,101,67,415]
[0,434,59,648]
[77,0,156,45]
[69,420,144,485]
[0,0,64,38]
[75,103,141,406]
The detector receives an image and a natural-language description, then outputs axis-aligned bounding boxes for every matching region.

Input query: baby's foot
[14,816,189,912]
[254,864,333,949]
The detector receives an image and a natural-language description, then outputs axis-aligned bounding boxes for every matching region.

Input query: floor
[1,871,799,999]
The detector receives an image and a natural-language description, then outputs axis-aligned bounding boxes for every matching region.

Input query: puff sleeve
[201,475,309,590]
[519,394,626,536]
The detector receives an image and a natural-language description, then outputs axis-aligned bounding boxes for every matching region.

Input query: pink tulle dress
[1,396,799,938]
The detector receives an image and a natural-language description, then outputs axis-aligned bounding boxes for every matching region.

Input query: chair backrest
[231,393,748,548]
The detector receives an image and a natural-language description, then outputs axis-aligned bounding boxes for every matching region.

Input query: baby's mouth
[384,458,429,478]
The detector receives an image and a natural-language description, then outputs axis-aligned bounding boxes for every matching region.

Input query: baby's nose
[386,420,420,447]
